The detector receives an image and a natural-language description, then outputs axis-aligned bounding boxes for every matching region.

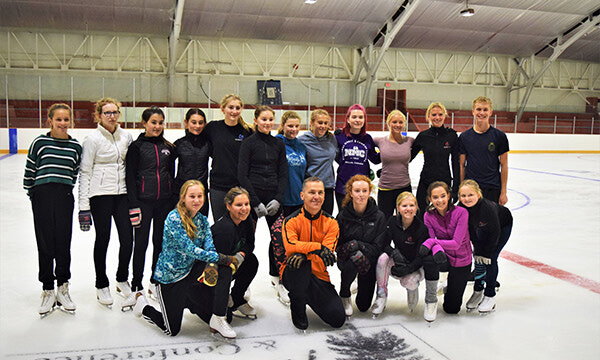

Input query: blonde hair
[396,191,418,212]
[386,110,406,132]
[309,109,332,137]
[425,102,447,125]
[94,97,121,123]
[277,110,301,135]
[47,103,72,129]
[342,174,374,208]
[472,96,493,110]
[220,94,250,131]
[459,179,483,198]
[176,180,205,240]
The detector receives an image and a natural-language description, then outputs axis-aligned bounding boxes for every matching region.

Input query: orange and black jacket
[280,207,339,282]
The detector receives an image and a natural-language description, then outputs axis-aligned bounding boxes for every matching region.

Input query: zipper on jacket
[154,144,161,200]
[112,132,121,193]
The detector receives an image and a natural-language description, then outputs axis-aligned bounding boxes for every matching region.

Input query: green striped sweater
[23,133,82,194]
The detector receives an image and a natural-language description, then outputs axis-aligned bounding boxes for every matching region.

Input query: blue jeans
[474,224,513,297]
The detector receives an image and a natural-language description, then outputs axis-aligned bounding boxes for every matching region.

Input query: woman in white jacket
[78,97,134,307]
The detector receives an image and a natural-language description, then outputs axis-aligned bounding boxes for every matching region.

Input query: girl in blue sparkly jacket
[132,180,240,338]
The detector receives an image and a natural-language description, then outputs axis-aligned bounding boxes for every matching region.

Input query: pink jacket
[423,206,472,267]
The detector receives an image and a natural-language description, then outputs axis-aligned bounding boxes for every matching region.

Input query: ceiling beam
[168,0,185,106]
[353,0,422,104]
[516,8,600,121]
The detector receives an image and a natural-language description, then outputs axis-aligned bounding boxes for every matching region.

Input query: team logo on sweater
[161,149,171,156]
[488,142,495,152]
[236,134,245,141]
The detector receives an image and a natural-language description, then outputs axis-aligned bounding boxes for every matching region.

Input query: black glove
[287,253,307,270]
[433,250,448,265]
[390,249,408,266]
[350,250,370,275]
[334,128,342,135]
[419,244,431,256]
[376,168,382,178]
[311,245,336,267]
[344,240,360,253]
[78,210,92,231]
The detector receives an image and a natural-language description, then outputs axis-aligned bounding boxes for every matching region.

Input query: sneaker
[96,287,113,306]
[233,302,257,319]
[210,314,237,338]
[56,283,76,311]
[39,289,56,315]
[478,296,496,313]
[274,283,290,306]
[407,289,419,312]
[290,301,308,330]
[424,302,437,322]
[371,296,387,316]
[133,293,149,317]
[466,290,484,310]
[341,297,353,317]
[147,283,158,301]
[116,281,132,298]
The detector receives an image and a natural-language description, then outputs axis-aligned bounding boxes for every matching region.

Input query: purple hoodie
[423,205,472,267]
[334,132,380,193]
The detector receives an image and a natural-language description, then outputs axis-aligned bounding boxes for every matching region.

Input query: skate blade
[478,306,496,315]
[98,303,113,309]
[39,307,56,319]
[209,328,237,340]
[466,307,477,313]
[58,307,76,315]
[277,297,290,307]
[372,313,381,319]
[232,312,257,320]
[121,305,134,312]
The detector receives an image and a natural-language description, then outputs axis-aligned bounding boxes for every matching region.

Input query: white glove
[254,203,268,218]
[265,199,281,216]
[474,255,491,265]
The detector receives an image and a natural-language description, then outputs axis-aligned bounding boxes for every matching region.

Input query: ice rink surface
[1,153,599,360]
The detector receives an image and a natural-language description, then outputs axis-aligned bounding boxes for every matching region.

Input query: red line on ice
[501,251,600,294]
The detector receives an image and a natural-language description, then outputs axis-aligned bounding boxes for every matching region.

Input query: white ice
[1,153,599,360]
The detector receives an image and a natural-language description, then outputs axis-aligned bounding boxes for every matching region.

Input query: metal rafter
[516,9,600,120]
[354,0,422,103]
[168,0,185,105]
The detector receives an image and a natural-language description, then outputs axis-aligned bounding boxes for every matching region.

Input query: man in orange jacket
[280,176,346,330]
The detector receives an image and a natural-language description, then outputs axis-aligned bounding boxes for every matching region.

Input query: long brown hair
[176,180,205,240]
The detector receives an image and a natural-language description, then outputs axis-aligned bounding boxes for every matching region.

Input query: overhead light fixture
[460,0,475,17]
[304,0,317,4]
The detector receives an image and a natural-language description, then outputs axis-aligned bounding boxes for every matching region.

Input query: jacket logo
[488,142,495,152]
[444,141,451,149]
[405,236,414,245]
[236,134,245,141]
[161,149,171,156]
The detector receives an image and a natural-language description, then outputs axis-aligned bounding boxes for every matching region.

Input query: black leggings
[251,189,283,278]
[131,198,174,291]
[90,194,133,289]
[31,183,74,290]
[339,260,376,312]
[142,261,212,336]
[441,263,472,314]
[213,253,259,315]
[377,185,412,219]
[282,260,346,328]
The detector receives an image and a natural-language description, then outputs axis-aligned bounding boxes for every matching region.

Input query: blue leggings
[474,224,513,297]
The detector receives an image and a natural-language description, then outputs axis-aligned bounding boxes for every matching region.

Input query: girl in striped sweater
[24,103,82,317]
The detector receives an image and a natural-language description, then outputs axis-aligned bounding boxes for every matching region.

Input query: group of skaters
[24,93,512,339]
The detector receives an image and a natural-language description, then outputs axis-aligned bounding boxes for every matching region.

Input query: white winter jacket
[78,124,133,211]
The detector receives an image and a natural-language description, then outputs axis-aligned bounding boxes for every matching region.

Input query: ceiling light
[460,0,475,17]
[304,0,317,4]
